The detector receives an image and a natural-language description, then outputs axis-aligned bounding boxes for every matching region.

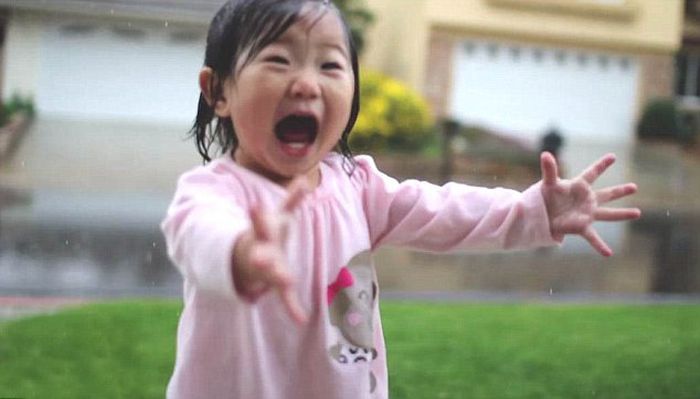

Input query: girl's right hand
[232,179,309,325]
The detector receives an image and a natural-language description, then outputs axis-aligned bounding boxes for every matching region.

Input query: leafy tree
[334,0,374,54]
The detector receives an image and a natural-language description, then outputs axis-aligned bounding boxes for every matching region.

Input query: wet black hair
[192,0,360,173]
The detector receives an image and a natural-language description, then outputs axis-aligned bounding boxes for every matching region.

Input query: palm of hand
[544,178,596,240]
[539,152,640,256]
[234,179,309,324]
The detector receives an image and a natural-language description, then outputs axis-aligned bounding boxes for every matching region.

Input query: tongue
[279,128,311,144]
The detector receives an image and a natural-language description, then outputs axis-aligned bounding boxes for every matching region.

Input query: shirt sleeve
[160,167,250,300]
[354,155,560,252]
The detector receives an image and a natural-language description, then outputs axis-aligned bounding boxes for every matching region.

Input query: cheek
[326,81,354,127]
[230,84,278,135]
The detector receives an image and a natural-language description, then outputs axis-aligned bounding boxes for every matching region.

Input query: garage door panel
[37,22,203,123]
[450,41,638,143]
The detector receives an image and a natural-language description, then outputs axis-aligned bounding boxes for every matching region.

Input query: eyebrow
[269,37,350,60]
[320,42,350,59]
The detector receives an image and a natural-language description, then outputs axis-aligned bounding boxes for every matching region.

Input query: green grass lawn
[0,300,698,398]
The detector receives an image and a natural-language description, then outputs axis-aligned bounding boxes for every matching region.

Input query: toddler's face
[220,6,354,187]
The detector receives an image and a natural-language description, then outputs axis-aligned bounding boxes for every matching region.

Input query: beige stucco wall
[3,11,42,101]
[363,0,684,93]
[361,0,429,85]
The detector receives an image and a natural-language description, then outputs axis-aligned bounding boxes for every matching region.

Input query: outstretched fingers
[540,152,559,185]
[250,206,275,243]
[252,247,308,325]
[596,183,637,203]
[579,153,616,184]
[582,227,613,257]
[594,207,641,222]
[246,186,309,325]
[595,183,641,221]
[278,281,309,325]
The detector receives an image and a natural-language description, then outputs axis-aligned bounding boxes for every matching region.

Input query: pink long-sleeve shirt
[161,153,557,399]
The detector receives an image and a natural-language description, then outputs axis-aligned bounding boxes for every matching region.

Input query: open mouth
[274,114,318,149]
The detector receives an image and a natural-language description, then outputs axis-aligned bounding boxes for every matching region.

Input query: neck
[231,150,321,189]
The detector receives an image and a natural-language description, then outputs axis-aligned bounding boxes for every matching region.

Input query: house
[0,0,686,142]
[676,1,700,116]
[362,0,684,145]
[0,0,220,125]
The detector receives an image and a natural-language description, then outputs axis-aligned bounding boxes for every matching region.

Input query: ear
[199,67,231,117]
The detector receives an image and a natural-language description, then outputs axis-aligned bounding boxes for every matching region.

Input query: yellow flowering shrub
[350,69,434,152]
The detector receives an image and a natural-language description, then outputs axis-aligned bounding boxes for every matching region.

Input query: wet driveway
[0,117,198,298]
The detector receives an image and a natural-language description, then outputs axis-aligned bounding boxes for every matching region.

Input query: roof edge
[0,1,217,25]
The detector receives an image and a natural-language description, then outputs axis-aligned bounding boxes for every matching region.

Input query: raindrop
[65,240,70,246]
[20,161,25,167]
[110,9,114,15]
[152,242,157,248]
[666,209,670,217]
[164,21,169,27]
[549,288,553,296]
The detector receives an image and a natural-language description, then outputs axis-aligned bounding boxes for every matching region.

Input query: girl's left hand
[539,152,641,257]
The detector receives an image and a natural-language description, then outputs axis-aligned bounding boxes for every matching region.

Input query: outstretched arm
[232,178,309,325]
[539,152,641,257]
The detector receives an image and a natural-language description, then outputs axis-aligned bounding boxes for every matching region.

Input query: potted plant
[0,94,35,162]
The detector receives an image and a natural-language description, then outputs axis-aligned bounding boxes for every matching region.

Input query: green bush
[636,98,687,141]
[0,94,35,126]
[350,70,434,153]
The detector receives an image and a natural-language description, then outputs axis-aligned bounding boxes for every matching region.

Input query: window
[532,48,544,62]
[620,57,631,70]
[675,52,700,98]
[509,46,522,60]
[487,43,499,58]
[59,23,97,37]
[577,53,589,67]
[554,50,566,64]
[463,42,476,55]
[111,26,146,41]
[169,30,204,44]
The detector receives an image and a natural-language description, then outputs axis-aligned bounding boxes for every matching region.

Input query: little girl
[161,0,641,397]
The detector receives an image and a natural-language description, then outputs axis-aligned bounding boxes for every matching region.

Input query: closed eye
[265,55,290,65]
[322,62,343,70]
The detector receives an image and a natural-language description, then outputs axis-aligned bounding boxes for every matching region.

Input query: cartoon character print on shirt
[327,250,379,394]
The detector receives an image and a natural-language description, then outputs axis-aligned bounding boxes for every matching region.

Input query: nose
[289,69,321,99]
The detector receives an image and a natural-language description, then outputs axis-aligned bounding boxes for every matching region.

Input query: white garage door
[37,21,204,124]
[449,40,639,144]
